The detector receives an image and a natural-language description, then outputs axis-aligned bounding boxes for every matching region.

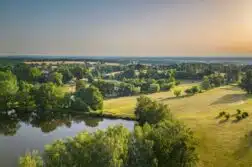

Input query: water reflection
[0,111,103,136]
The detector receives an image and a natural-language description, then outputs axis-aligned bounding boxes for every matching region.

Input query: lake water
[0,111,135,167]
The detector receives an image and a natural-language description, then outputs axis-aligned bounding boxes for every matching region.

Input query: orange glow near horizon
[1,0,252,56]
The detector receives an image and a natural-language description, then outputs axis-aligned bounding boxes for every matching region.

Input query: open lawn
[103,81,199,117]
[104,84,252,167]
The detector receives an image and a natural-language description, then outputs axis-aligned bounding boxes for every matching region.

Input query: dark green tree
[201,76,211,90]
[75,86,103,110]
[135,96,171,125]
[240,70,252,94]
[0,71,18,111]
[48,72,63,86]
[75,80,87,91]
[71,97,90,112]
[16,81,35,110]
[33,83,61,110]
[28,67,42,83]
[57,67,73,83]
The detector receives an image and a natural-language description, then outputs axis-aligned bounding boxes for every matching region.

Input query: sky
[1,0,252,57]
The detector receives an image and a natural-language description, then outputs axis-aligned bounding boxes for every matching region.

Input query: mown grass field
[103,83,252,167]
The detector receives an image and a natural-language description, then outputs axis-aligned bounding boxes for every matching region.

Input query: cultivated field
[104,84,252,167]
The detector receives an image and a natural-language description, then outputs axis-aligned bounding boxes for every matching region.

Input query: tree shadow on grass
[232,119,242,124]
[211,94,247,105]
[233,131,252,159]
[218,119,229,124]
[160,94,191,101]
[218,86,240,91]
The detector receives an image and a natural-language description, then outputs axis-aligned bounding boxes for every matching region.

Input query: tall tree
[33,83,61,110]
[48,72,63,86]
[75,86,103,110]
[57,67,73,83]
[201,76,211,90]
[0,71,18,111]
[12,63,30,81]
[28,67,42,83]
[76,80,87,91]
[16,81,35,110]
[135,96,171,125]
[240,70,252,94]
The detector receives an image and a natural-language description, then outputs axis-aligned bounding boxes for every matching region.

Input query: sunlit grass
[103,84,252,167]
[103,81,198,117]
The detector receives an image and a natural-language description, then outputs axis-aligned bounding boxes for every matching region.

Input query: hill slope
[104,85,252,167]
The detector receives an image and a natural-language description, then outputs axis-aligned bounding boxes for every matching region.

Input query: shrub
[173,89,182,97]
[132,86,141,95]
[185,86,200,95]
[191,86,200,94]
[148,84,160,93]
[225,113,230,120]
[185,88,193,95]
[19,151,43,167]
[75,80,87,91]
[242,112,249,118]
[236,115,242,121]
[219,111,226,117]
[237,109,242,115]
[161,83,174,91]
[175,80,180,86]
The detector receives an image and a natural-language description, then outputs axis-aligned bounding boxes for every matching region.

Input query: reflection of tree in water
[72,115,103,127]
[0,113,21,136]
[0,110,104,135]
[30,112,72,133]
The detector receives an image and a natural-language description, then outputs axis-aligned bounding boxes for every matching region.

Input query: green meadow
[104,83,252,167]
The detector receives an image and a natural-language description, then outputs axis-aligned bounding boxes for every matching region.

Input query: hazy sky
[1,0,252,56]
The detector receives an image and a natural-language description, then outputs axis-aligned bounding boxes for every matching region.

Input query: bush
[185,88,193,95]
[148,84,160,93]
[237,109,242,115]
[242,112,249,118]
[161,83,174,91]
[132,86,141,95]
[191,86,200,94]
[76,80,87,91]
[219,111,226,117]
[19,151,43,167]
[225,113,230,120]
[175,80,180,86]
[236,115,242,121]
[185,86,200,95]
[173,89,182,97]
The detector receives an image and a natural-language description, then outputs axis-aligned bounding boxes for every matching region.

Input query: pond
[0,111,135,167]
